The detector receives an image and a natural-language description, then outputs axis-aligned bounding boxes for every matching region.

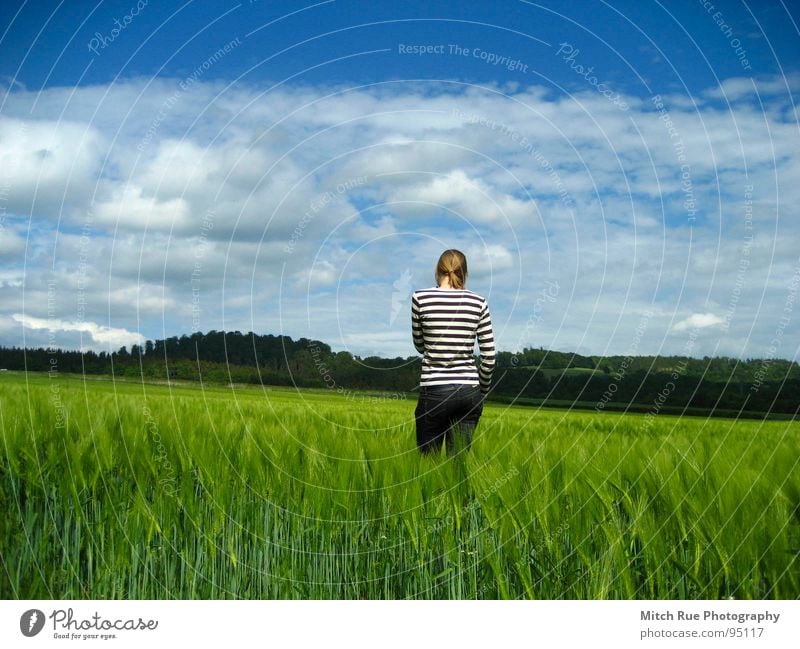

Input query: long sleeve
[411,293,425,354]
[477,300,496,393]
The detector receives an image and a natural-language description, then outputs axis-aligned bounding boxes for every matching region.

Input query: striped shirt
[411,287,496,392]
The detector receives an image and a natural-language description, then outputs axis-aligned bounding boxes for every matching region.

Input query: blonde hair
[436,249,468,289]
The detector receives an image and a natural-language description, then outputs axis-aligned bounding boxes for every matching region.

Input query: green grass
[1,371,798,599]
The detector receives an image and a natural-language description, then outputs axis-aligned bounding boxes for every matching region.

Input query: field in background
[1,372,798,599]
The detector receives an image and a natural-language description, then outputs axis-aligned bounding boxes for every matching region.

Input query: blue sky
[1,0,798,362]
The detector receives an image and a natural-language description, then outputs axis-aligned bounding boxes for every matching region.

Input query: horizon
[2,325,797,365]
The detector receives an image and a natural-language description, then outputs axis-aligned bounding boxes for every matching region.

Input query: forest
[0,329,797,416]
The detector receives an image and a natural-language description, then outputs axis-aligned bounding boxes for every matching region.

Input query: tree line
[0,329,797,416]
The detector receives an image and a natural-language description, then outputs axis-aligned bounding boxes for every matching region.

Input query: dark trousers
[415,384,484,455]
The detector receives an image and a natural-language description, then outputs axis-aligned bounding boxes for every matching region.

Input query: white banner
[1,600,799,648]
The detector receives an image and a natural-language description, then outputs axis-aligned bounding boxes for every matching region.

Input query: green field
[1,371,798,599]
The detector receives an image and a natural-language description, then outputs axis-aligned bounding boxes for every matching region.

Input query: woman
[411,249,496,455]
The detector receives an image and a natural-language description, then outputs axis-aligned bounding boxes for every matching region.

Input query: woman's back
[411,286,495,392]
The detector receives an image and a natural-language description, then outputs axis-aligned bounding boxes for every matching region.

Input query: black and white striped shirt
[411,287,496,392]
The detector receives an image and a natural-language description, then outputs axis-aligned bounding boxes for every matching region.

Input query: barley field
[1,371,798,599]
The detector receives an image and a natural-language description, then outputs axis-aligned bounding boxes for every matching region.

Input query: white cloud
[671,313,726,332]
[467,243,515,277]
[93,183,191,230]
[12,313,145,350]
[388,169,537,225]
[702,74,800,102]
[0,226,26,259]
[0,76,797,360]
[0,116,106,217]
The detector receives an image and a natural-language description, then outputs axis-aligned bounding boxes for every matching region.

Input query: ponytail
[436,249,467,289]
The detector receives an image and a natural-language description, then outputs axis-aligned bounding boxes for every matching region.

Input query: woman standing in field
[411,249,496,455]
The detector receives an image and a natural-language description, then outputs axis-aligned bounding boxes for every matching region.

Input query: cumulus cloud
[12,313,145,350]
[0,76,797,360]
[467,243,515,276]
[387,169,537,226]
[0,116,106,217]
[671,313,726,332]
[93,184,191,230]
[0,226,26,259]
